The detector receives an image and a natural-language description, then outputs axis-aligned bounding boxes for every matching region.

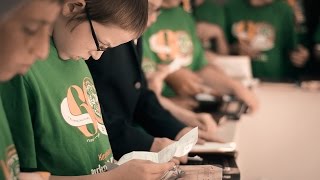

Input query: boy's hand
[290,45,309,67]
[166,68,212,97]
[113,160,175,180]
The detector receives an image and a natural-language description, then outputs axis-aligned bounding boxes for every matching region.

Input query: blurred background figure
[225,0,308,81]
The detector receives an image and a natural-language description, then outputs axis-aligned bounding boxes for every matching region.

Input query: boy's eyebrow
[25,19,53,26]
[35,0,64,5]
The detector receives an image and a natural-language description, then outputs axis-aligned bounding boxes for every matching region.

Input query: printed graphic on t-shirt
[0,145,19,180]
[90,148,113,175]
[232,21,275,52]
[149,30,193,67]
[61,77,108,141]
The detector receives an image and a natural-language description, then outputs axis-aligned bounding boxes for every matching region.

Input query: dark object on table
[194,93,248,120]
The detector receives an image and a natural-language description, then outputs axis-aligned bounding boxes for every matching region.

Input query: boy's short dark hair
[0,0,24,17]
[0,0,64,19]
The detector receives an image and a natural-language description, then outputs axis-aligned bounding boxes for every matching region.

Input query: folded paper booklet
[191,142,237,153]
[117,127,198,165]
[162,165,223,180]
[212,56,252,80]
[211,56,260,88]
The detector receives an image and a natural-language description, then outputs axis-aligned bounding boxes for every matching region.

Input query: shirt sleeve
[1,75,38,172]
[134,84,186,140]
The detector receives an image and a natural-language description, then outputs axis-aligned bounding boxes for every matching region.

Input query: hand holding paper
[117,127,198,165]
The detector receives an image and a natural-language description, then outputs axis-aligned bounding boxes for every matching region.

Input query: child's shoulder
[271,0,294,16]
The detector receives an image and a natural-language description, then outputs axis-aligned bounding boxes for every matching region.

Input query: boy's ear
[61,0,86,17]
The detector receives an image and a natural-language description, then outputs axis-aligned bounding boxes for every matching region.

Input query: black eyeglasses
[85,7,108,51]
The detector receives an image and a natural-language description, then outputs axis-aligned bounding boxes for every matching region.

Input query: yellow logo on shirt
[98,149,112,161]
[0,145,19,180]
[61,77,108,141]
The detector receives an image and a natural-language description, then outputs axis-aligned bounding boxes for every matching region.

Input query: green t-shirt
[1,43,113,176]
[225,0,298,80]
[193,0,226,31]
[142,7,208,97]
[0,89,19,180]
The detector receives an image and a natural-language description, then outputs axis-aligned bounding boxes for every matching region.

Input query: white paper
[168,56,184,73]
[212,56,252,80]
[117,151,159,165]
[158,143,178,163]
[117,127,198,165]
[191,142,236,153]
[174,127,198,157]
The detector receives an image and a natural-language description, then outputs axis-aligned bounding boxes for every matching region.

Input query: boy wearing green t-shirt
[3,43,115,175]
[0,0,62,179]
[225,0,308,80]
